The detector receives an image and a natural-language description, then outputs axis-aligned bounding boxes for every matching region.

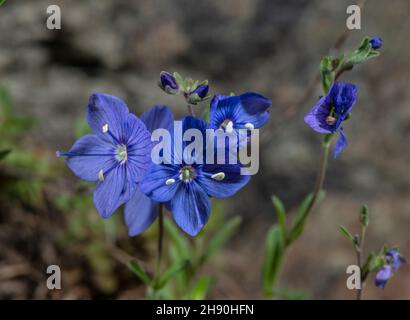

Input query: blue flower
[190,84,209,99]
[375,249,405,289]
[140,116,250,236]
[57,93,152,218]
[370,37,383,50]
[124,105,174,236]
[304,82,358,158]
[375,265,393,289]
[209,93,271,133]
[386,249,406,270]
[160,71,178,93]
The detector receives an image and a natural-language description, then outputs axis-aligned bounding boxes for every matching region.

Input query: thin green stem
[356,226,367,300]
[154,204,164,294]
[187,104,195,116]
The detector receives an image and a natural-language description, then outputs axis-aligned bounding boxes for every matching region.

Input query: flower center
[179,166,196,182]
[325,115,337,125]
[220,119,234,133]
[115,144,128,163]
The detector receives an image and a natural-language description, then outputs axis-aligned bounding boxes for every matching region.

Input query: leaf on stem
[198,216,242,266]
[271,195,287,239]
[155,260,190,290]
[189,276,214,300]
[127,260,152,286]
[339,225,356,246]
[287,191,326,244]
[262,225,285,299]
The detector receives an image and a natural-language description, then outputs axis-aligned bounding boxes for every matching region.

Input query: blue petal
[386,249,406,270]
[65,134,117,182]
[210,94,270,129]
[334,127,348,158]
[124,113,153,183]
[140,105,174,133]
[375,265,393,289]
[139,163,180,202]
[190,84,209,99]
[240,92,271,114]
[87,93,130,143]
[124,189,159,236]
[197,163,251,198]
[93,164,131,218]
[304,95,334,134]
[169,182,211,236]
[333,83,358,125]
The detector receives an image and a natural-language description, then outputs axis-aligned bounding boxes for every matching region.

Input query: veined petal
[170,182,211,237]
[140,163,180,202]
[197,163,251,198]
[334,127,348,158]
[87,93,130,143]
[124,189,159,236]
[304,95,334,134]
[140,105,174,133]
[93,164,130,218]
[65,134,116,182]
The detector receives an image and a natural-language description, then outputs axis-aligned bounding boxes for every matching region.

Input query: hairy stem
[187,104,195,116]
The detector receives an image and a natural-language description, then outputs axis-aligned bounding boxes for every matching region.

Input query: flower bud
[370,37,383,50]
[159,71,178,94]
[190,84,209,99]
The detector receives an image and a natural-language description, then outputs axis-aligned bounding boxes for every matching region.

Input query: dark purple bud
[375,265,393,289]
[386,249,406,270]
[190,84,209,99]
[370,37,383,50]
[160,71,178,91]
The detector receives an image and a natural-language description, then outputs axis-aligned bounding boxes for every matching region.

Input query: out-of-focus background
[0,0,409,299]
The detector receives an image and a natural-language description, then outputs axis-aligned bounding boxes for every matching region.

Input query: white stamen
[244,122,254,130]
[102,124,109,133]
[225,121,233,134]
[179,173,183,181]
[165,178,176,185]
[211,172,225,181]
[98,169,104,181]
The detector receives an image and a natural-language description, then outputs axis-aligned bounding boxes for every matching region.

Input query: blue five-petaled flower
[140,116,251,236]
[375,249,406,289]
[57,93,153,218]
[124,105,174,236]
[304,82,358,158]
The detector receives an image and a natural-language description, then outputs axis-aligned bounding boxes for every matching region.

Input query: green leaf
[127,260,152,286]
[287,191,326,244]
[262,225,285,299]
[361,252,375,279]
[189,276,213,300]
[164,218,191,260]
[0,0,6,7]
[0,149,11,161]
[155,260,190,290]
[339,225,356,246]
[272,288,308,300]
[198,216,242,266]
[271,196,287,237]
[360,204,369,227]
[344,37,380,68]
[173,72,185,91]
[320,56,334,93]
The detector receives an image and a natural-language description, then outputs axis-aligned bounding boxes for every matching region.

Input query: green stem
[356,226,367,300]
[153,204,164,296]
[187,104,195,116]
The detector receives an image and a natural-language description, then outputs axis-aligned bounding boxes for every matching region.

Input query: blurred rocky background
[0,0,409,299]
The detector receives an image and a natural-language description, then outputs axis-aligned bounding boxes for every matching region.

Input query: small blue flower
[375,265,393,289]
[124,105,174,236]
[140,116,250,236]
[57,93,152,218]
[304,82,358,158]
[374,249,405,289]
[190,84,209,99]
[160,71,178,93]
[209,93,271,133]
[370,37,383,50]
[386,249,406,270]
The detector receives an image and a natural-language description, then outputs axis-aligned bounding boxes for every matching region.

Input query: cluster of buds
[159,71,210,105]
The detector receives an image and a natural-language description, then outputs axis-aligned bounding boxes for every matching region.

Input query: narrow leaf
[271,195,287,237]
[339,225,356,245]
[164,218,190,260]
[127,260,152,286]
[262,225,285,298]
[155,260,190,290]
[0,149,11,161]
[198,216,242,266]
[189,276,213,300]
